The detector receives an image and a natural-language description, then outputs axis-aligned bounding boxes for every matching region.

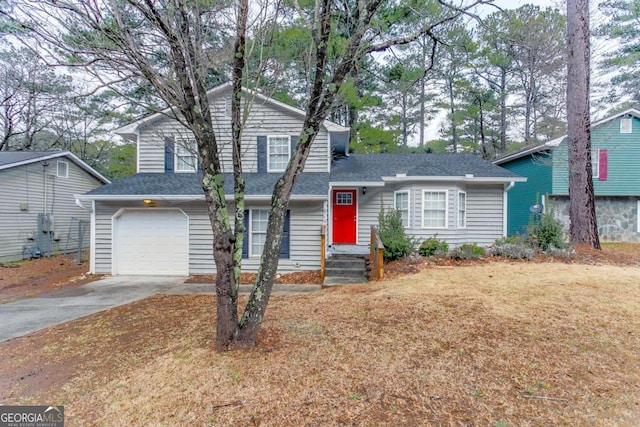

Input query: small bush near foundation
[449,243,485,260]
[419,236,449,256]
[378,208,418,261]
[529,211,567,252]
[490,236,535,260]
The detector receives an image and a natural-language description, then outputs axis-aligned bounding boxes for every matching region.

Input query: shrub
[378,208,417,261]
[449,243,485,260]
[418,236,449,256]
[490,242,535,260]
[528,210,567,252]
[545,245,575,259]
[490,236,535,260]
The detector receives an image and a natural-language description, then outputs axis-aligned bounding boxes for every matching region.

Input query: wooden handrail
[370,225,384,280]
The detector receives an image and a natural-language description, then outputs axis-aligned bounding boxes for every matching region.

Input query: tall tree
[502,5,567,144]
[566,0,600,248]
[433,22,475,153]
[8,0,492,350]
[475,11,517,154]
[597,0,640,104]
[0,47,72,151]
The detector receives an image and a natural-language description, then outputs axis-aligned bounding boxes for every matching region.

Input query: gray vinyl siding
[352,182,504,248]
[0,159,103,261]
[137,94,330,174]
[465,185,504,246]
[93,200,324,275]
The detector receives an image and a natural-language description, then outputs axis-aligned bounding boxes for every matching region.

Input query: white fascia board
[494,137,563,165]
[329,181,385,187]
[0,151,110,184]
[381,175,527,183]
[77,193,327,202]
[494,110,640,165]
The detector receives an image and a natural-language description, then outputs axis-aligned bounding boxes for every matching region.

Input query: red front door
[332,189,357,244]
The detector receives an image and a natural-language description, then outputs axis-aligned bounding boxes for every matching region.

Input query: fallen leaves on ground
[1,248,639,426]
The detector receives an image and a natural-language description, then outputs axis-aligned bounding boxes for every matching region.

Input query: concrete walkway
[0,276,321,343]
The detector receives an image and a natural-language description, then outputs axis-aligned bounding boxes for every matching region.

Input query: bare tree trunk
[448,80,458,152]
[499,68,507,153]
[419,37,427,147]
[566,0,600,248]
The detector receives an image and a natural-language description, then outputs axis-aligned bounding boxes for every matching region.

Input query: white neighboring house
[0,151,109,262]
[78,83,524,276]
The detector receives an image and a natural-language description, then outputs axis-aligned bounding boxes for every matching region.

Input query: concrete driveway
[0,276,321,343]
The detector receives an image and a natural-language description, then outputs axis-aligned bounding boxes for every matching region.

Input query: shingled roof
[330,153,521,182]
[81,153,521,199]
[84,172,330,198]
[0,150,110,183]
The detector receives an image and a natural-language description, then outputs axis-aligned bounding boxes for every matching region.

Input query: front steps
[322,254,368,286]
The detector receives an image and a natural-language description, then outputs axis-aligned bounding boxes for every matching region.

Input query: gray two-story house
[79,83,523,276]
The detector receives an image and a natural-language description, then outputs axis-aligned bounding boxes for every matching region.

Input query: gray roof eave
[381,175,527,183]
[76,193,327,202]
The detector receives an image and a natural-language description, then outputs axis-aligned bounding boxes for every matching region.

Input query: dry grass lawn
[2,262,640,426]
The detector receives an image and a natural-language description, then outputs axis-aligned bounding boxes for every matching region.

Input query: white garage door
[114,209,189,276]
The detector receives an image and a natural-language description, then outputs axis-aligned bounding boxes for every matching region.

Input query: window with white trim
[458,191,467,228]
[422,190,447,228]
[267,135,290,172]
[56,161,68,178]
[175,141,198,172]
[250,209,269,256]
[620,118,632,134]
[336,192,353,205]
[395,191,410,227]
[591,149,600,179]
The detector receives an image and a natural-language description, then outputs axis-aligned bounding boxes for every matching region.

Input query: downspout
[90,200,96,274]
[503,181,516,237]
[43,162,49,214]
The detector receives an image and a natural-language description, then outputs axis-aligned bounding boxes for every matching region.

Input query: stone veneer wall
[549,196,640,242]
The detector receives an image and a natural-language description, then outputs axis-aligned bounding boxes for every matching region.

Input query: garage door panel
[114,209,189,276]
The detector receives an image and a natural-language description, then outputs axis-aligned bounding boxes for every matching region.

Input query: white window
[250,209,269,256]
[422,190,447,228]
[267,135,291,172]
[175,141,198,172]
[395,191,410,227]
[336,192,353,205]
[591,149,600,179]
[620,118,632,134]
[458,191,467,228]
[56,161,68,178]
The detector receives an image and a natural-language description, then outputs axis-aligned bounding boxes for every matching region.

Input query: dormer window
[175,141,198,172]
[267,135,291,172]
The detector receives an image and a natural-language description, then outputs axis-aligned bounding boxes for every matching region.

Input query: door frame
[331,188,358,245]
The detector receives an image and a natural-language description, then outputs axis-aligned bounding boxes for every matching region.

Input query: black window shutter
[280,210,290,259]
[164,137,175,173]
[290,135,299,155]
[257,136,267,172]
[242,210,249,258]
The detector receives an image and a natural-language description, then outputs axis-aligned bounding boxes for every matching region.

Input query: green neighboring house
[495,109,640,242]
